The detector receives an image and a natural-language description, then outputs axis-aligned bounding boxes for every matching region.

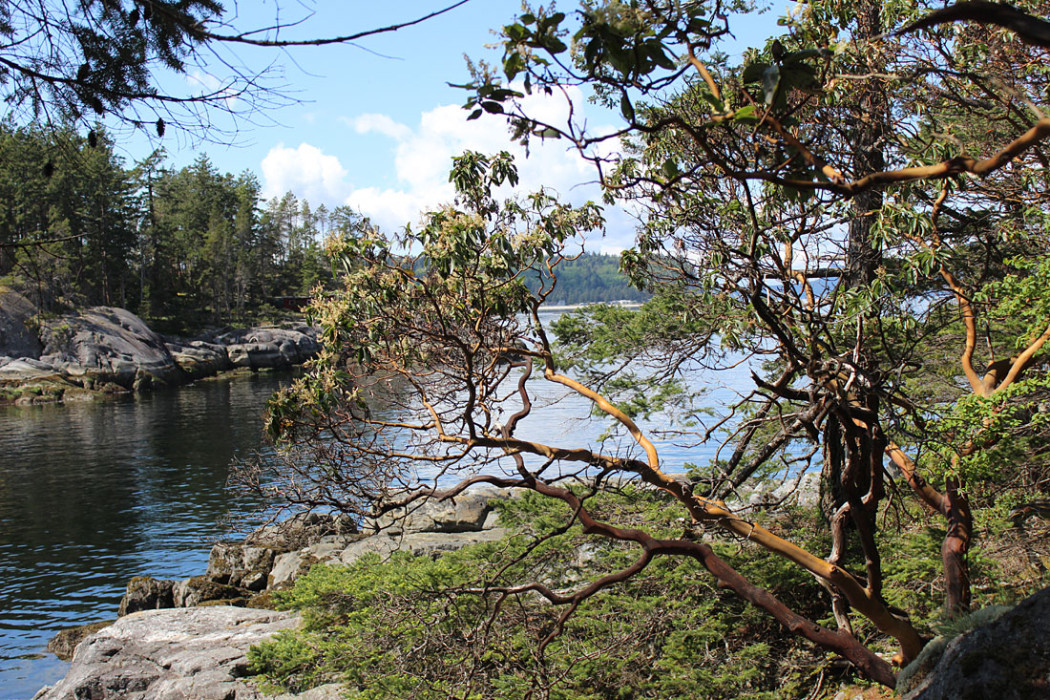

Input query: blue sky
[143,1,781,253]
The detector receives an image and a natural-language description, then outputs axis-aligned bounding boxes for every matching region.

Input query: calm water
[0,371,288,700]
[0,326,753,700]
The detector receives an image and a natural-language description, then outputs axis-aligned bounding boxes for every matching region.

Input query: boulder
[903,587,1050,699]
[33,607,300,700]
[0,288,42,359]
[47,620,115,662]
[38,307,183,390]
[263,494,511,587]
[207,542,278,590]
[0,357,61,382]
[173,575,253,608]
[209,513,360,592]
[221,326,320,369]
[118,577,176,617]
[164,339,232,379]
[245,511,358,551]
[366,485,511,535]
[268,550,322,590]
[718,472,821,511]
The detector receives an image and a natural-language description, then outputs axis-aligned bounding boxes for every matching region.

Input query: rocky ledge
[36,607,303,700]
[38,486,512,699]
[0,289,319,403]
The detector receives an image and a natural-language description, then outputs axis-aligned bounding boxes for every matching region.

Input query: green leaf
[686,17,711,34]
[700,90,725,113]
[649,43,677,70]
[620,94,635,122]
[782,63,818,91]
[606,41,634,77]
[732,105,759,124]
[583,37,601,67]
[782,48,831,63]
[505,23,526,42]
[543,37,568,54]
[742,62,771,84]
[504,52,524,80]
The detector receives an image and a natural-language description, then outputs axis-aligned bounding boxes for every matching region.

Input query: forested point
[527,252,650,306]
[0,125,641,333]
[0,125,352,332]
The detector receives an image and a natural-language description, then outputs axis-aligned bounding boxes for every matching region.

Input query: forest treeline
[0,125,642,331]
[0,125,364,331]
[530,253,649,306]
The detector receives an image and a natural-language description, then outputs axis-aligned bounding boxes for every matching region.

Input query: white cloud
[260,142,350,205]
[186,70,238,109]
[350,90,630,245]
[349,113,413,141]
[260,89,639,251]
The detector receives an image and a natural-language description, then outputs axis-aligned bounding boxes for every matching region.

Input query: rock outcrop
[902,587,1050,699]
[162,338,233,380]
[218,327,321,370]
[118,576,177,617]
[113,487,512,617]
[35,607,301,700]
[38,307,183,390]
[0,297,319,402]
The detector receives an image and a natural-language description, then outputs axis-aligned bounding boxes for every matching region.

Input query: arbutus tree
[258,0,1050,690]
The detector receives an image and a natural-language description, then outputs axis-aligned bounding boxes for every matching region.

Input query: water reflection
[0,371,288,700]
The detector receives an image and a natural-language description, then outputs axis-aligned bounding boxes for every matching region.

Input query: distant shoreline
[539,302,644,312]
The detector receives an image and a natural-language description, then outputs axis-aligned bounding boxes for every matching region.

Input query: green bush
[249,487,1048,698]
[249,489,833,698]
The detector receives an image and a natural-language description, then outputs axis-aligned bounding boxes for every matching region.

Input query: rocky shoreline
[0,289,320,404]
[28,476,1050,699]
[35,486,513,699]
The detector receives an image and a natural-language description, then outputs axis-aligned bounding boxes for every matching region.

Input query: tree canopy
[247,0,1050,693]
[0,124,373,328]
[0,1,472,138]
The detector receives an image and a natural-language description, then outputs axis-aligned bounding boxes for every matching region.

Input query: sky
[136,1,782,254]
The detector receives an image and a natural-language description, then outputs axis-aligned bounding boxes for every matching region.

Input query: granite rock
[34,607,300,700]
[903,587,1050,699]
[164,338,232,379]
[219,326,320,369]
[118,576,176,617]
[38,307,182,390]
[366,485,511,535]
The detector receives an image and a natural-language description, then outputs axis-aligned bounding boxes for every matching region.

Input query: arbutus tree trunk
[820,0,895,635]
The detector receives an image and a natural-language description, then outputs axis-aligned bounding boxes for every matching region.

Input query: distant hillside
[528,252,650,306]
